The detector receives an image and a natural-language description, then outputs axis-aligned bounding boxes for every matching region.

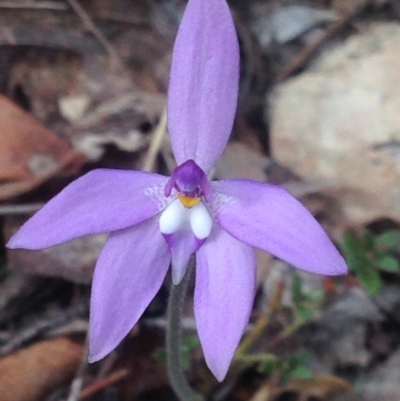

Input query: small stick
[142,108,167,172]
[143,316,197,330]
[235,281,284,358]
[0,302,88,356]
[0,1,67,9]
[67,334,89,401]
[78,369,129,399]
[66,0,124,68]
[274,11,353,84]
[0,203,43,215]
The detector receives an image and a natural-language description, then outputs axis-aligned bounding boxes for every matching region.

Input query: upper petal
[89,216,171,362]
[7,169,169,249]
[167,0,239,173]
[212,180,348,276]
[195,226,256,381]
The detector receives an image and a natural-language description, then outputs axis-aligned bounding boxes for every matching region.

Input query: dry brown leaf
[0,337,83,401]
[286,373,352,399]
[4,215,106,284]
[251,373,352,401]
[0,95,85,200]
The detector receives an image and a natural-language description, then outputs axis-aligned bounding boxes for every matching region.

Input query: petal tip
[205,355,229,382]
[334,257,349,276]
[5,237,17,249]
[87,353,98,364]
[88,338,111,364]
[213,367,228,383]
[172,268,185,285]
[324,247,349,276]
[88,349,107,364]
[6,233,27,250]
[316,253,348,276]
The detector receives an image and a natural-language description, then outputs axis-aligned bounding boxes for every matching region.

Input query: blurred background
[0,0,400,400]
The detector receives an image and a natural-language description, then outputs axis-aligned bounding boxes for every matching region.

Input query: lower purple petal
[7,169,169,250]
[164,231,203,284]
[212,180,347,276]
[89,216,170,362]
[195,226,256,381]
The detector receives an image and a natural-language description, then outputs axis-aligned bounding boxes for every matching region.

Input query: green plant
[342,230,400,295]
[291,274,325,323]
[155,335,200,369]
[257,350,313,381]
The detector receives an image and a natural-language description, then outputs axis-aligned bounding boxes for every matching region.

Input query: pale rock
[270,23,400,225]
[358,347,400,401]
[59,93,90,122]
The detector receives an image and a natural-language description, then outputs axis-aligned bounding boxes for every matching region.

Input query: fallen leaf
[287,373,352,398]
[0,95,85,200]
[4,215,106,284]
[0,338,83,401]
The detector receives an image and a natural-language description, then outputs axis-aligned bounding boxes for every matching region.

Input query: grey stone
[270,23,400,225]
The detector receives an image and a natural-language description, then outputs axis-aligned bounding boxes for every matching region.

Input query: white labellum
[159,199,212,240]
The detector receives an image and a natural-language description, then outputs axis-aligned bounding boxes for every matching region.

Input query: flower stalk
[167,261,203,401]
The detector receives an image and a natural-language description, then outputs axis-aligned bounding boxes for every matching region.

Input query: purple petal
[7,169,168,249]
[89,216,170,362]
[212,180,348,275]
[195,226,256,381]
[164,231,203,284]
[168,0,239,173]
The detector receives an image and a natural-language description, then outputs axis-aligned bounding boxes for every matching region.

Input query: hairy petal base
[7,169,168,249]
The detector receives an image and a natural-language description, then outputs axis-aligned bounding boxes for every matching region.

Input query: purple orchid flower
[7,0,347,382]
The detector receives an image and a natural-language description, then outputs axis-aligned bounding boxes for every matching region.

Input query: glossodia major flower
[7,0,347,382]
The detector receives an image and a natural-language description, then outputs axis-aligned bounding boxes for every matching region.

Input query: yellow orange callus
[178,194,201,208]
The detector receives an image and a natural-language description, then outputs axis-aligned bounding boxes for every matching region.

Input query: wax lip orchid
[7,0,347,382]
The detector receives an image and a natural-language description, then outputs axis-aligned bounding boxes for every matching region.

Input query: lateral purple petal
[7,169,168,249]
[168,0,239,173]
[212,180,348,276]
[89,216,170,362]
[195,227,256,381]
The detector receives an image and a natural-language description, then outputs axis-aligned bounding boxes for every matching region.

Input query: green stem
[167,263,203,401]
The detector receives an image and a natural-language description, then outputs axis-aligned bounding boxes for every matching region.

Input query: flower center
[160,160,213,241]
[178,194,201,208]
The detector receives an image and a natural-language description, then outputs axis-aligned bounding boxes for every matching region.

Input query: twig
[142,108,167,172]
[67,334,89,401]
[0,302,88,356]
[274,11,353,84]
[235,281,284,358]
[0,203,43,215]
[266,318,306,350]
[211,283,284,401]
[66,0,124,68]
[0,1,67,9]
[143,316,197,330]
[78,369,129,399]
